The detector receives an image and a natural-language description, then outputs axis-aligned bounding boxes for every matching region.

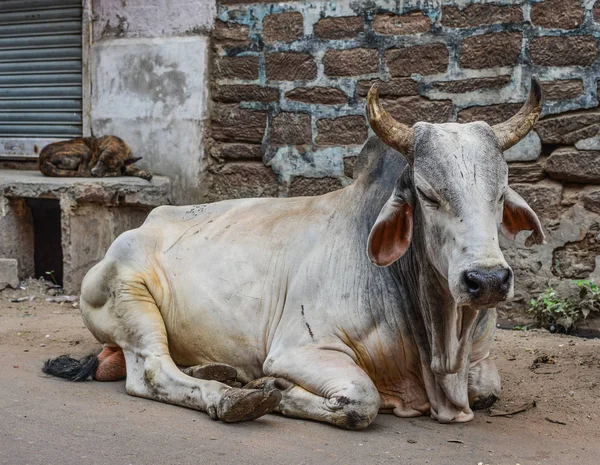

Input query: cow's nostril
[464,271,482,295]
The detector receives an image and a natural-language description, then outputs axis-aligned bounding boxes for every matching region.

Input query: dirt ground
[1,281,599,465]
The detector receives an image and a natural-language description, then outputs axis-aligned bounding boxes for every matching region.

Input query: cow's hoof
[244,376,293,391]
[471,394,499,410]
[218,388,282,423]
[181,363,238,383]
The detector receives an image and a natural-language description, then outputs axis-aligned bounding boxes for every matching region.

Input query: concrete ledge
[0,170,171,207]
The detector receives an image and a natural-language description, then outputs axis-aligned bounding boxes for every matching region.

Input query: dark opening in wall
[26,199,63,286]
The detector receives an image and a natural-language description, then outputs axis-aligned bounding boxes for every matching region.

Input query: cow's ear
[501,186,546,247]
[367,196,413,267]
[124,157,143,165]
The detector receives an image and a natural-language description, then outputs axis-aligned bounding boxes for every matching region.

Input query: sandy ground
[1,281,599,465]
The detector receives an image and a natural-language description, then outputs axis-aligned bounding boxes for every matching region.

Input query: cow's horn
[366,84,414,165]
[492,76,544,152]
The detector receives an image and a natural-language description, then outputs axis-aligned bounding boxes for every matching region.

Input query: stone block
[536,110,600,145]
[0,198,34,279]
[213,85,279,103]
[316,116,368,146]
[263,12,303,44]
[206,162,279,201]
[213,20,250,47]
[266,52,317,81]
[457,103,522,125]
[431,76,511,93]
[531,0,584,30]
[285,87,347,105]
[313,16,363,40]
[546,147,600,184]
[0,258,19,290]
[214,55,259,80]
[211,143,263,161]
[288,177,342,197]
[382,96,452,125]
[212,104,267,143]
[530,36,597,66]
[582,189,600,215]
[460,32,522,69]
[441,4,521,28]
[373,12,430,35]
[343,157,357,178]
[323,49,378,77]
[552,222,600,279]
[385,43,448,77]
[508,160,546,184]
[355,78,419,98]
[511,180,563,222]
[541,80,584,101]
[271,113,312,146]
[503,131,542,162]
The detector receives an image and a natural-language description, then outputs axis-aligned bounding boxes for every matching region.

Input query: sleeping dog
[39,136,152,181]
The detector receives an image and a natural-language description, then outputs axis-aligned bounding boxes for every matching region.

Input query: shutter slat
[0,112,81,123]
[0,1,83,144]
[0,1,81,13]
[0,73,81,86]
[0,86,82,98]
[0,20,81,37]
[0,99,80,111]
[0,7,81,25]
[0,47,81,62]
[0,60,81,74]
[0,124,82,137]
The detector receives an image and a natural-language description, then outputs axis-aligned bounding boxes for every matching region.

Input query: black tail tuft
[42,354,99,382]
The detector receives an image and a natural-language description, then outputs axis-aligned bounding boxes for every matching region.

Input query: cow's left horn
[492,76,544,151]
[366,84,414,165]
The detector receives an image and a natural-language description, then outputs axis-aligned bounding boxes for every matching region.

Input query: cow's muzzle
[461,267,512,307]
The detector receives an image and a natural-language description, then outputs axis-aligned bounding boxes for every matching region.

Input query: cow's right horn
[366,84,414,165]
[492,76,544,151]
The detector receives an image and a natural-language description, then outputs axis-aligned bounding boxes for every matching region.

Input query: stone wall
[206,0,600,314]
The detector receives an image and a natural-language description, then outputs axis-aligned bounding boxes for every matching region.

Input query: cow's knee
[468,358,500,410]
[326,387,380,430]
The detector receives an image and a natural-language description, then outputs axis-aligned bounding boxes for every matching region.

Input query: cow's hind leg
[252,347,380,429]
[81,270,281,422]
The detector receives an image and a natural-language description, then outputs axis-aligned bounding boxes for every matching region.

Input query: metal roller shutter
[0,0,83,153]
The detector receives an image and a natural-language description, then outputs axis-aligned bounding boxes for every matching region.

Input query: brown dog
[39,136,152,181]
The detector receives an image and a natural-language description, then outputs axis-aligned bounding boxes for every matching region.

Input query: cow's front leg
[257,346,380,429]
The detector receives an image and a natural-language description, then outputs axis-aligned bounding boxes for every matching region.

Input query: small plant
[528,280,600,333]
[45,270,57,285]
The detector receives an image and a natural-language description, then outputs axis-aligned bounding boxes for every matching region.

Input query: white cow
[45,78,546,428]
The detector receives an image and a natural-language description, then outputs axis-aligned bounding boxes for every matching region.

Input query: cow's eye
[417,188,439,207]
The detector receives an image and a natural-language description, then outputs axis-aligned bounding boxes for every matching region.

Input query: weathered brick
[288,177,343,197]
[271,112,312,145]
[316,116,368,146]
[355,78,419,98]
[314,16,363,39]
[285,87,347,105]
[432,75,511,93]
[212,143,263,161]
[381,96,453,125]
[552,222,600,279]
[323,48,378,77]
[213,85,279,103]
[531,0,583,29]
[530,36,597,66]
[215,56,259,80]
[266,52,317,81]
[343,157,357,178]
[546,147,600,184]
[595,3,600,23]
[208,162,279,201]
[583,189,600,214]
[457,103,522,126]
[263,11,303,44]
[373,12,431,35]
[541,80,584,101]
[386,43,448,77]
[460,32,522,69]
[535,109,600,145]
[213,20,250,47]
[508,161,546,184]
[212,104,267,143]
[441,4,521,28]
[511,180,563,221]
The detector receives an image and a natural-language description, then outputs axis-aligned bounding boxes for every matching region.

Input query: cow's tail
[42,354,99,382]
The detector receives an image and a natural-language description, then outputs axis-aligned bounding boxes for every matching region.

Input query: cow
[44,77,545,429]
[39,135,152,181]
